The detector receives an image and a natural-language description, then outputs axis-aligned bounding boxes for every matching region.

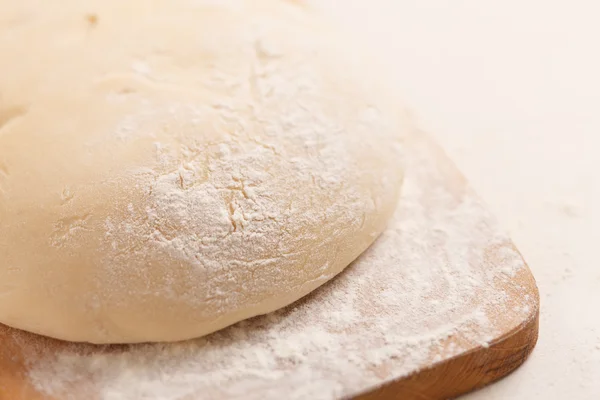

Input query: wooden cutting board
[0,128,539,400]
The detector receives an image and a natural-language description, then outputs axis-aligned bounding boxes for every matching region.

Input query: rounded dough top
[0,0,405,343]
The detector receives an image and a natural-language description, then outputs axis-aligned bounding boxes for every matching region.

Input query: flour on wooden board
[20,132,536,400]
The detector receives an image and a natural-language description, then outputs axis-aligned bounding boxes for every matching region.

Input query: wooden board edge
[353,286,539,400]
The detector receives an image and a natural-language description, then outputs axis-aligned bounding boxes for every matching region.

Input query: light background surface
[316,1,599,398]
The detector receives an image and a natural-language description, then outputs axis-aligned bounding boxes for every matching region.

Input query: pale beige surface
[0,0,405,344]
[0,0,594,397]
[318,0,600,398]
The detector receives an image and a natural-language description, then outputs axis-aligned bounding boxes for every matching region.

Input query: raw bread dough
[0,0,406,343]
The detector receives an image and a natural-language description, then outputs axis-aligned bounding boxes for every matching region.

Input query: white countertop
[319,0,600,398]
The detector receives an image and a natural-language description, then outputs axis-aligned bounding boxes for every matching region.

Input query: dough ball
[0,0,406,343]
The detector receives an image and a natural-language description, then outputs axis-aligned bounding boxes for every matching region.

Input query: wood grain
[355,277,539,400]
